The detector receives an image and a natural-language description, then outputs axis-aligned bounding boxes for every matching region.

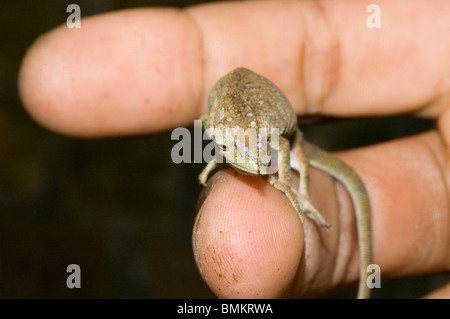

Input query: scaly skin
[199,67,372,299]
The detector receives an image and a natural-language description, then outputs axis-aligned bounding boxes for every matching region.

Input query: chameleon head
[212,120,273,176]
[209,96,271,175]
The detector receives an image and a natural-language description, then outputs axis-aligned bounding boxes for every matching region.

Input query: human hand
[19,0,450,298]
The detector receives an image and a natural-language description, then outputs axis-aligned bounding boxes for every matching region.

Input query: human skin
[19,0,450,298]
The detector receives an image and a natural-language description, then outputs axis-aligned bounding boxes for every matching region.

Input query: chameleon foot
[292,188,330,229]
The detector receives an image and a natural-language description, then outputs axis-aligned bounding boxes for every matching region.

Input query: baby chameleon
[199,67,372,299]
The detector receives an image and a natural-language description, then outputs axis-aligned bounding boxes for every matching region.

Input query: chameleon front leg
[266,135,328,227]
[264,136,304,222]
[290,129,330,228]
[199,159,218,186]
[198,114,217,186]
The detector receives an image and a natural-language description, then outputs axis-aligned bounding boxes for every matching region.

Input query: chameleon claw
[298,195,331,229]
[198,172,208,186]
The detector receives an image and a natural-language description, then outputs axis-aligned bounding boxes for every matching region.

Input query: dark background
[1,0,447,298]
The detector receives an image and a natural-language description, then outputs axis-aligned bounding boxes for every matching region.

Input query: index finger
[18,0,450,137]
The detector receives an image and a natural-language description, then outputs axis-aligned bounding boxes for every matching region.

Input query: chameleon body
[199,67,372,299]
